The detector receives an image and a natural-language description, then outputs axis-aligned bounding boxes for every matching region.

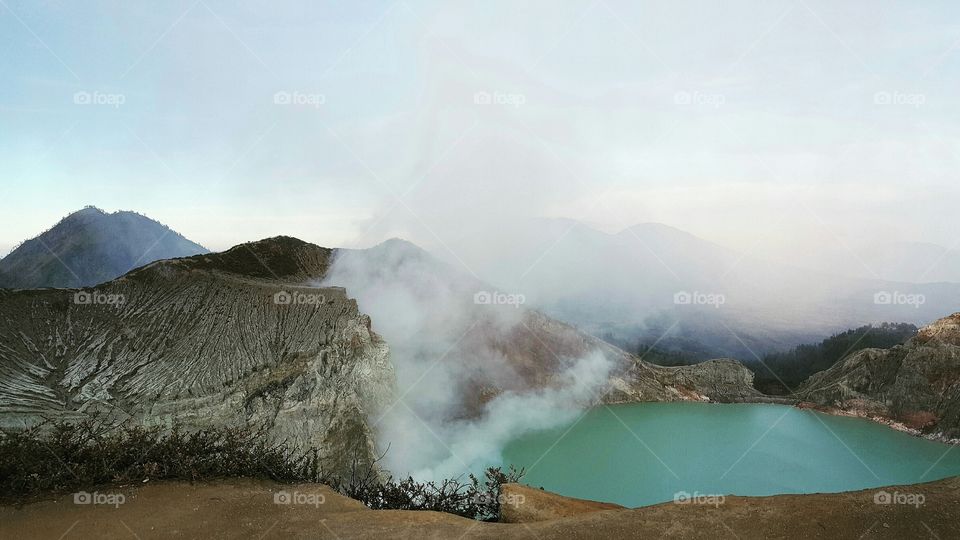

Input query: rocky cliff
[606,358,767,404]
[797,313,960,439]
[0,237,394,475]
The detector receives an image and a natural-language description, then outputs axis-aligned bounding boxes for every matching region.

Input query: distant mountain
[0,207,208,289]
[434,217,960,358]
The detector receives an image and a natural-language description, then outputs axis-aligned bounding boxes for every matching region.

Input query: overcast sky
[2,0,959,262]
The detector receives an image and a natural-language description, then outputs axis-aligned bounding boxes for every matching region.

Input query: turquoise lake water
[501,403,960,508]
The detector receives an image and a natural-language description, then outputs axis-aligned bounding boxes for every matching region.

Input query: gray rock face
[797,313,960,439]
[606,358,767,404]
[0,237,394,476]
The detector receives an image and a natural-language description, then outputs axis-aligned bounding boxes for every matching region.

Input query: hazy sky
[2,0,959,261]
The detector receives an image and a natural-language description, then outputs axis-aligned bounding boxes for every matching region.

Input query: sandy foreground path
[2,477,958,539]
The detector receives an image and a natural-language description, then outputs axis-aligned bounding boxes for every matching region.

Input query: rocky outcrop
[797,313,960,439]
[0,237,394,476]
[606,358,768,404]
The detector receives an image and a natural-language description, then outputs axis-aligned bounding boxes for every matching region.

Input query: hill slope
[0,207,208,289]
[798,313,960,439]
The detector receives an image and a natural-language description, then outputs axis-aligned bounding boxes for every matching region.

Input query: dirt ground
[1,476,958,539]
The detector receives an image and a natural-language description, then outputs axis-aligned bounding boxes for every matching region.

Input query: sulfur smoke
[319,238,616,480]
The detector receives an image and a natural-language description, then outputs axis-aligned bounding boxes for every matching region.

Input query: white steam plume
[318,238,615,479]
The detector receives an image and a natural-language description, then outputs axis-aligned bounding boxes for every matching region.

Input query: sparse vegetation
[336,456,524,521]
[0,420,523,521]
[0,421,320,504]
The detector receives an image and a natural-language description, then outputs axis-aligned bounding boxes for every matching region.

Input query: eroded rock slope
[0,237,394,475]
[798,313,960,439]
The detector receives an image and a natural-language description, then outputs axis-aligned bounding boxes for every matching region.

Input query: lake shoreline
[791,400,960,445]
[719,395,960,445]
[624,392,960,445]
